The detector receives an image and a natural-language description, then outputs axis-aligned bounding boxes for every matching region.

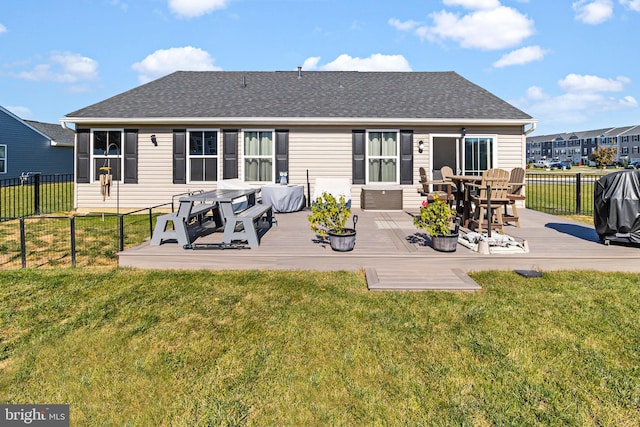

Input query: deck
[118,208,640,290]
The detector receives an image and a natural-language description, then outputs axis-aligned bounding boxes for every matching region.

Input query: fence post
[575,173,582,215]
[119,215,125,252]
[20,218,26,268]
[34,173,41,215]
[70,216,76,268]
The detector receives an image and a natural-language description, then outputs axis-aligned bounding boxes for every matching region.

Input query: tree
[590,145,618,169]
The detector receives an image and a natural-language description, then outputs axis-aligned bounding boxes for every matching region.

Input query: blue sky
[1,0,639,136]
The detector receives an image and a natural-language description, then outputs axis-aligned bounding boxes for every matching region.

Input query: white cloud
[513,73,637,130]
[418,6,535,50]
[302,54,412,72]
[620,0,640,11]
[442,0,501,9]
[558,73,630,93]
[168,0,228,18]
[16,52,98,83]
[573,0,614,24]
[388,18,420,31]
[301,56,321,70]
[132,46,221,83]
[493,45,548,68]
[0,24,7,34]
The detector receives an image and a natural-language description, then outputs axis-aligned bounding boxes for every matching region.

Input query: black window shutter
[275,130,289,183]
[400,130,414,185]
[173,130,187,184]
[223,130,238,179]
[124,129,138,184]
[352,130,366,184]
[76,129,90,183]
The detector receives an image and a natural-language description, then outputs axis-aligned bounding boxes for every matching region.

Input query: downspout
[524,122,537,136]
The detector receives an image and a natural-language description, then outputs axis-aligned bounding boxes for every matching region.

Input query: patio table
[182,188,273,247]
[449,175,482,227]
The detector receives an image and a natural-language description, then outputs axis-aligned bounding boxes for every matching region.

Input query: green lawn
[1,269,639,425]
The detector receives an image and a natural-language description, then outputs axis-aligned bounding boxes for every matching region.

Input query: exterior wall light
[418,140,424,153]
[150,135,158,146]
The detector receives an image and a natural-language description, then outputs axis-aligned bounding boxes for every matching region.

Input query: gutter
[61,116,537,128]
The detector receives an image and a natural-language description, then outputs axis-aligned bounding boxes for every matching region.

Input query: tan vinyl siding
[74,124,526,213]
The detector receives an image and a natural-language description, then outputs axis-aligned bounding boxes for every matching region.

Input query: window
[464,137,494,175]
[0,145,6,174]
[622,147,629,155]
[188,130,218,182]
[367,131,398,183]
[93,130,122,181]
[633,146,639,154]
[244,130,273,182]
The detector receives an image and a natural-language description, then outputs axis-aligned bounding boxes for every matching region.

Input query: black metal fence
[525,171,607,216]
[0,173,73,219]
[0,204,170,270]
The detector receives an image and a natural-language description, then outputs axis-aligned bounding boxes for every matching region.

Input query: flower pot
[328,229,357,252]
[431,233,458,252]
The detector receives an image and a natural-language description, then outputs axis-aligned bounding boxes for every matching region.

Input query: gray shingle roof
[25,120,75,145]
[66,71,532,121]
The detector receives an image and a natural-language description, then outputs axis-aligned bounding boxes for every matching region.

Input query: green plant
[308,192,352,238]
[413,194,457,236]
[589,145,618,169]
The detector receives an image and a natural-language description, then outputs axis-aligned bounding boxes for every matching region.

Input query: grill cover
[594,170,640,243]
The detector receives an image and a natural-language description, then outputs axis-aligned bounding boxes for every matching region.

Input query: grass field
[1,269,639,425]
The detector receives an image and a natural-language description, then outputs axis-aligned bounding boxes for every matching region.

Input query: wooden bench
[222,203,273,247]
[150,200,217,246]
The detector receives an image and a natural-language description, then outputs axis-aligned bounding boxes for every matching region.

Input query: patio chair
[467,168,511,234]
[439,166,458,191]
[417,167,454,206]
[504,167,526,227]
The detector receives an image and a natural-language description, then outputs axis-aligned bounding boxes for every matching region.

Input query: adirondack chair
[504,167,526,227]
[467,168,511,234]
[417,167,454,205]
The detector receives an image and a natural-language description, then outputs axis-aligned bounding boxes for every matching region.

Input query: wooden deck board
[119,207,640,290]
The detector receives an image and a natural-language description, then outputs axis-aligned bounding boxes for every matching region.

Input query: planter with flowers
[413,194,460,252]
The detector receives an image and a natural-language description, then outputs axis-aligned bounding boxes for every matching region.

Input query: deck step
[365,267,481,291]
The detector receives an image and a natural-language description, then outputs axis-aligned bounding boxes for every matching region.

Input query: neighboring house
[526,125,640,165]
[62,70,535,212]
[0,105,74,178]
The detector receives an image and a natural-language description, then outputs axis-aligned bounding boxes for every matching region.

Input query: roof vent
[241,75,247,88]
[297,66,302,79]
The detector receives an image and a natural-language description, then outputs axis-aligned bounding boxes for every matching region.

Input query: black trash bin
[594,170,640,246]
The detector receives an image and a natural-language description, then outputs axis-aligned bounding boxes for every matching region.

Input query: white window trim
[0,144,6,174]
[241,129,275,184]
[91,129,124,183]
[186,128,220,183]
[365,129,400,185]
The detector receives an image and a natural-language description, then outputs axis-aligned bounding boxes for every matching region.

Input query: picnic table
[151,188,273,248]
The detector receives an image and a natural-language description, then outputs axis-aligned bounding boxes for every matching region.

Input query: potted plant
[308,192,357,251]
[413,194,460,252]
